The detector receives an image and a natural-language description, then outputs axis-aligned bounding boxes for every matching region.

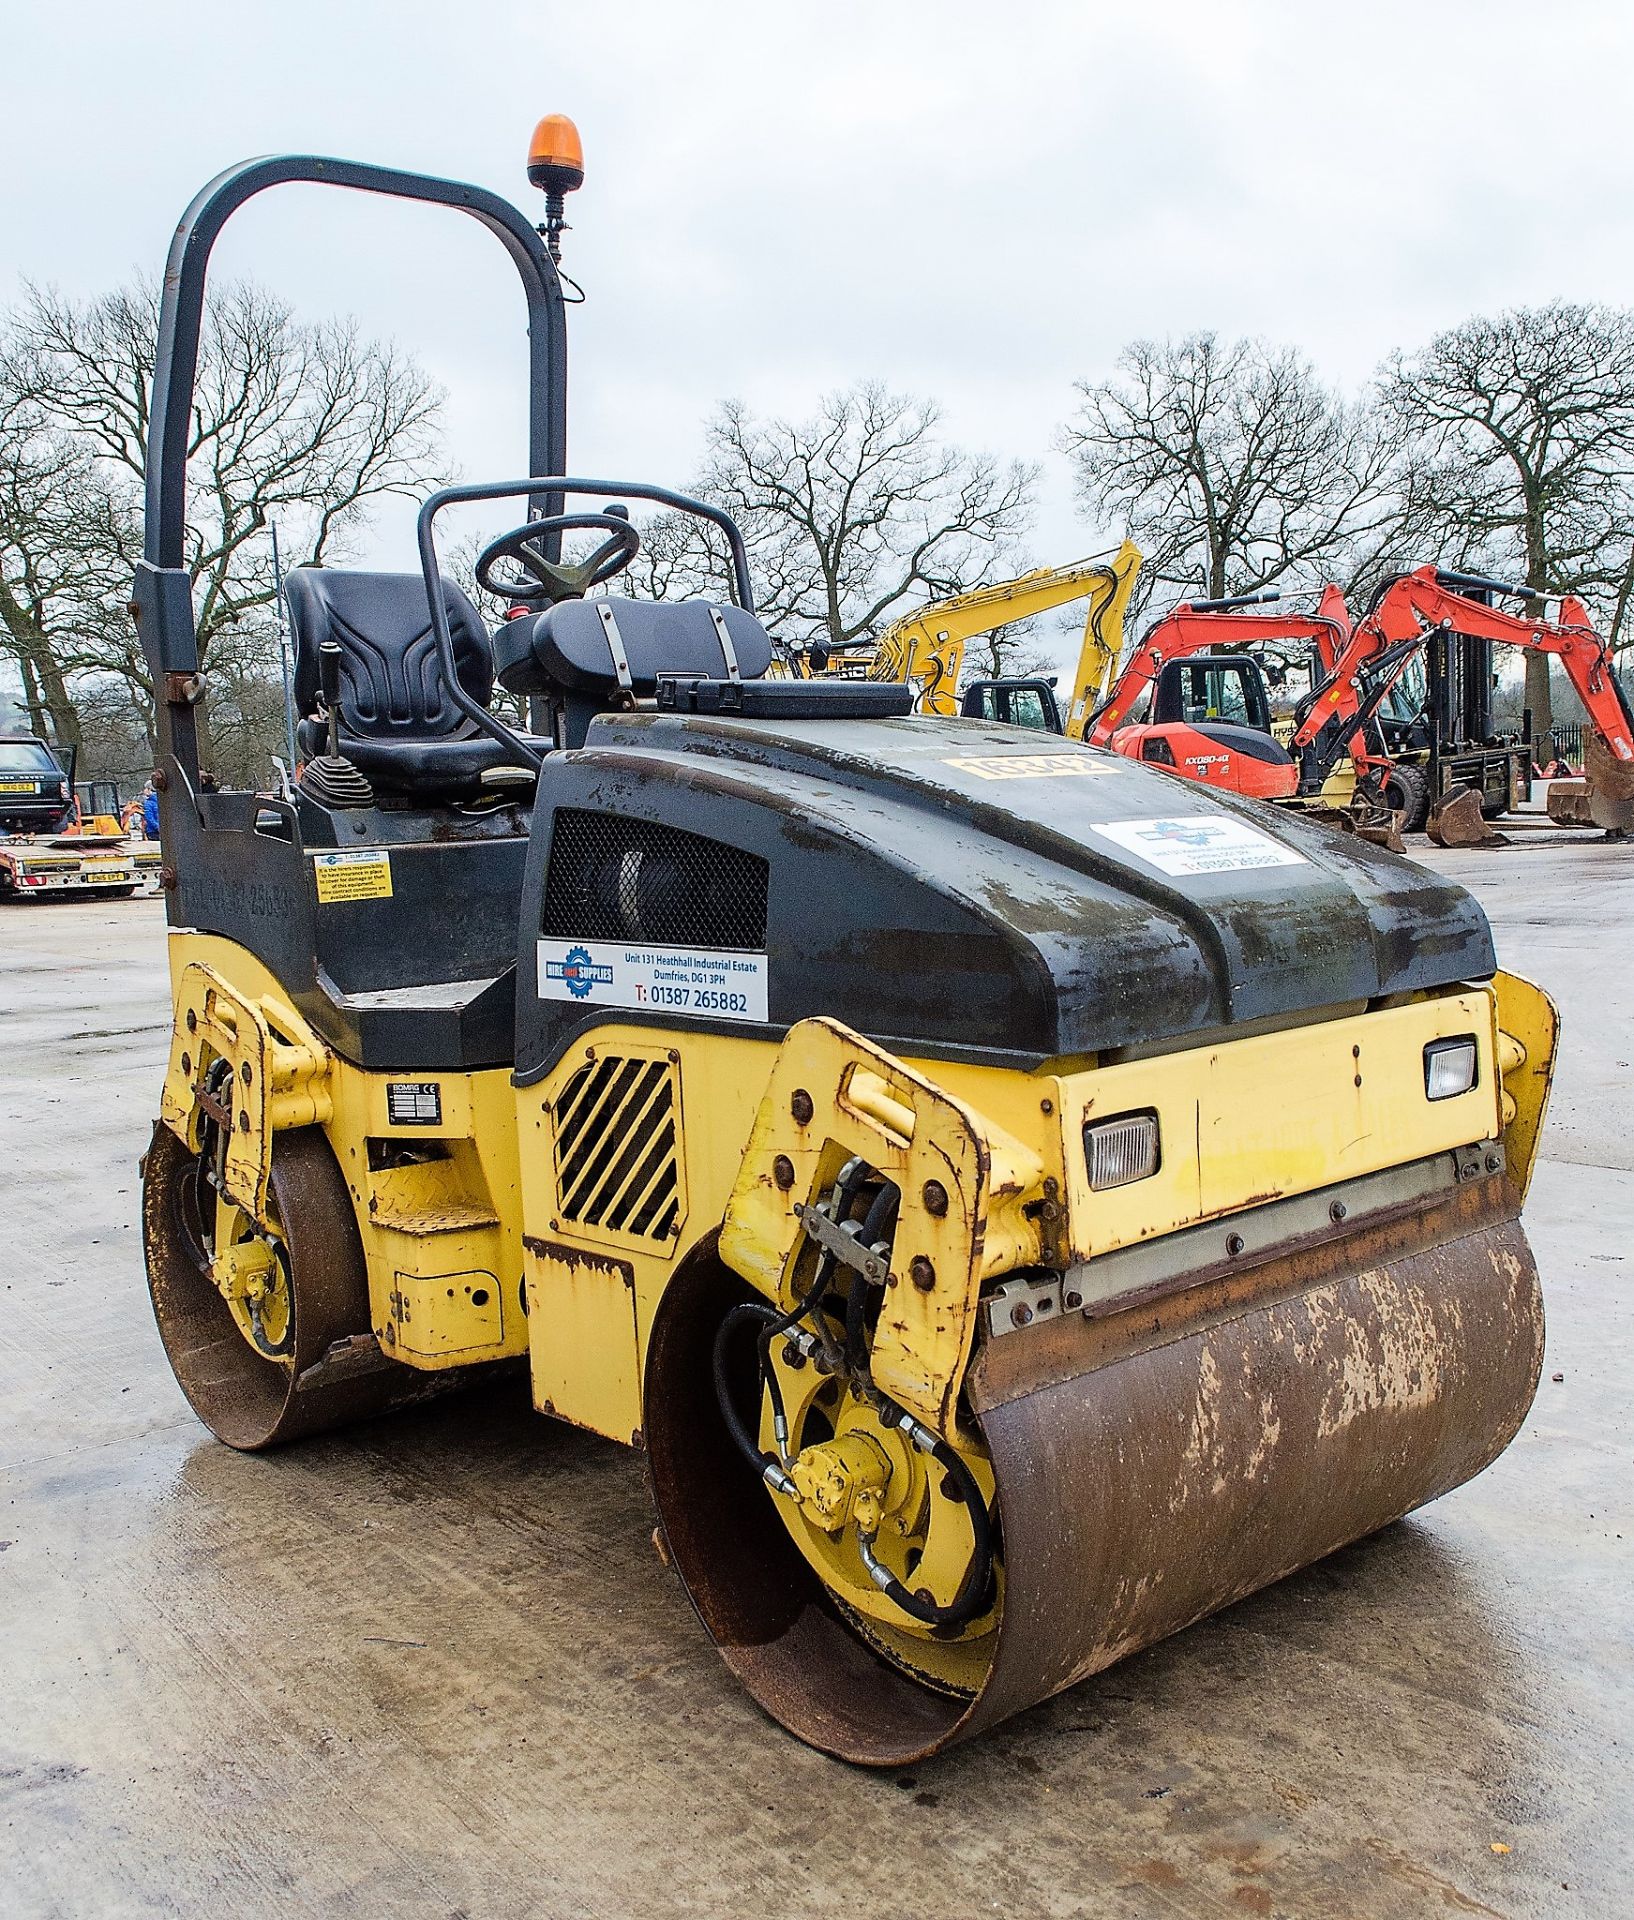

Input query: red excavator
[1291,567,1634,832]
[1084,585,1359,804]
[1087,569,1634,833]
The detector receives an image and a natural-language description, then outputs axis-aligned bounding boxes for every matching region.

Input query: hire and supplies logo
[545,945,614,999]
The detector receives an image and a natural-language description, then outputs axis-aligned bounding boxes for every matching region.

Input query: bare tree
[1380,302,1634,738]
[0,392,135,746]
[959,617,1059,685]
[659,383,1035,654]
[0,277,445,770]
[1063,334,1408,618]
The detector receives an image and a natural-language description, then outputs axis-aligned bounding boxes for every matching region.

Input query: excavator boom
[823,544,1143,717]
[1086,585,1351,747]
[1292,569,1634,798]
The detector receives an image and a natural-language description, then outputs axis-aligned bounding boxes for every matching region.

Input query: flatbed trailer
[0,833,148,900]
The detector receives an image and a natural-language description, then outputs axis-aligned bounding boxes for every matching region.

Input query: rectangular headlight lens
[1424,1036,1478,1101]
[1084,1113,1160,1190]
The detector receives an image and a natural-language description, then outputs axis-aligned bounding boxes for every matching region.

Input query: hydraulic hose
[856,1411,996,1630]
[843,1182,900,1378]
[712,1300,796,1494]
[710,1159,994,1632]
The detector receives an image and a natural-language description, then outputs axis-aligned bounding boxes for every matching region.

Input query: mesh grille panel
[553,1054,680,1240]
[542,809,768,950]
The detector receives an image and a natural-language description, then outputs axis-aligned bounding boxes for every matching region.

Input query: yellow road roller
[133,129,1557,1766]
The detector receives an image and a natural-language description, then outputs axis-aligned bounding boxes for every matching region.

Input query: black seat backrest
[285,569,493,740]
[492,596,774,697]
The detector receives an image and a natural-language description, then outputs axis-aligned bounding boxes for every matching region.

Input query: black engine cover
[513,712,1493,1078]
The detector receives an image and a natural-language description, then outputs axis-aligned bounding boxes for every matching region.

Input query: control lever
[318,641,344,757]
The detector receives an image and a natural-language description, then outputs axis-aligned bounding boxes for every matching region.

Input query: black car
[0,737,73,835]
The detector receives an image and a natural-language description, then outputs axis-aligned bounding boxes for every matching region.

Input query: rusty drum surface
[646,1178,1544,1767]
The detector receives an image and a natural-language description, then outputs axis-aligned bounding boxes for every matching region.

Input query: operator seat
[285,568,542,799]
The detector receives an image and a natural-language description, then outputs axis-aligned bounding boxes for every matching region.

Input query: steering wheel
[475,509,642,606]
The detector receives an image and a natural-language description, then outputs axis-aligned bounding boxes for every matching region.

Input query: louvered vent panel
[553,1054,680,1241]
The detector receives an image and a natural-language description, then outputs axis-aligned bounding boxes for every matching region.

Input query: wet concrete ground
[1,839,1629,1919]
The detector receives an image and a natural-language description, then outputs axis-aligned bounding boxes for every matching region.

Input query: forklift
[131,120,1559,1765]
[1376,620,1531,823]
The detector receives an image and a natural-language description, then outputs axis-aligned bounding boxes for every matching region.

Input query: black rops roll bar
[145,155,568,570]
[136,154,570,808]
[416,477,758,772]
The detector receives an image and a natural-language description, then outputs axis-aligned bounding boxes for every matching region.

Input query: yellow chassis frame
[158,932,1556,1445]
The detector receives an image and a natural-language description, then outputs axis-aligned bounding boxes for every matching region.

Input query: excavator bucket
[1585,729,1634,832]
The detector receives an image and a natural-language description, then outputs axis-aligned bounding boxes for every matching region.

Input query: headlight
[1424,1037,1478,1101]
[1084,1112,1160,1190]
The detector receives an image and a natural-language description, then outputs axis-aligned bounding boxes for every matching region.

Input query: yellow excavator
[791,545,1142,719]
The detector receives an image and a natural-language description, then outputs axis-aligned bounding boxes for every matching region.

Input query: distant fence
[1545,723,1585,765]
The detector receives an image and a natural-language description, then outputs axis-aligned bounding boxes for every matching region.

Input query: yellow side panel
[514,1027,781,1426]
[328,1069,524,1370]
[523,1242,641,1443]
[1054,989,1503,1262]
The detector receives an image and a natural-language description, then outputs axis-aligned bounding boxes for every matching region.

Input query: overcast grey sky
[6,0,1634,602]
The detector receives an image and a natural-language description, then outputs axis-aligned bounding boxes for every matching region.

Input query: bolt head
[910,1255,936,1293]
[772,1154,796,1191]
[921,1179,949,1217]
[1010,1302,1033,1328]
[790,1088,814,1126]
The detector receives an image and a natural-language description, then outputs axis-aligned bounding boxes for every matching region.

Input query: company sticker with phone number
[537,939,769,1021]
